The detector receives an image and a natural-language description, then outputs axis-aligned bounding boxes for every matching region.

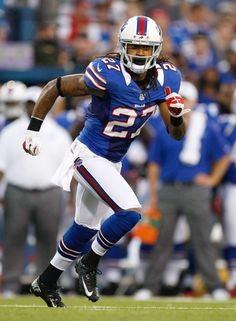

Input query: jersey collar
[120,61,132,86]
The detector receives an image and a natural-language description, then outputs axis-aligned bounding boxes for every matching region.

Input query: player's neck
[133,73,147,82]
[126,68,147,81]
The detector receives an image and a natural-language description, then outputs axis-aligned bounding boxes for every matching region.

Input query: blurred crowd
[0,0,235,80]
[0,0,236,300]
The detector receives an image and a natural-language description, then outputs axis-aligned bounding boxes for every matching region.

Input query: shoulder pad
[157,62,182,94]
[84,58,108,91]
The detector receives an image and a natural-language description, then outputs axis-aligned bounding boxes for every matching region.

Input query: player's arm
[31,74,104,120]
[23,74,104,156]
[159,101,186,140]
[159,87,190,140]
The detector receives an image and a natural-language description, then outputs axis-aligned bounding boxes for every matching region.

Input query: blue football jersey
[78,56,181,162]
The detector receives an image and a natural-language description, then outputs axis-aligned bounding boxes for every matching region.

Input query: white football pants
[54,139,141,230]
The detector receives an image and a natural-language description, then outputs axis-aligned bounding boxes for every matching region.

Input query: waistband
[7,183,58,193]
[163,181,193,186]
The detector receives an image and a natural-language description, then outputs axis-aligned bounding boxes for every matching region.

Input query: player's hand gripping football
[165,87,191,117]
[22,130,41,156]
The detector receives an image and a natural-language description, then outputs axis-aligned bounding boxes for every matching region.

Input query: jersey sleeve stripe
[85,70,106,91]
[88,63,107,84]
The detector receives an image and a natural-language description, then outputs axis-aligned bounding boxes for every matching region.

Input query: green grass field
[0,295,236,321]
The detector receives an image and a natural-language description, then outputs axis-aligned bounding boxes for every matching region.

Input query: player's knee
[128,207,143,215]
[119,209,142,226]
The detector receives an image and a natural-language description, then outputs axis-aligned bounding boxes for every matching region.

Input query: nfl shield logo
[139,93,145,101]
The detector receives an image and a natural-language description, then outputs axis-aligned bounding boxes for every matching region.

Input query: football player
[0,80,27,130]
[23,16,190,307]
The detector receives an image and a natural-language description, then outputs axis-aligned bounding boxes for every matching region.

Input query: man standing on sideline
[217,85,236,297]
[0,86,72,297]
[134,81,231,300]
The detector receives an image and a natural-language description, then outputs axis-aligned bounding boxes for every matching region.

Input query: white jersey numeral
[102,57,121,71]
[103,105,156,138]
[131,105,156,138]
[162,62,177,71]
[103,108,137,138]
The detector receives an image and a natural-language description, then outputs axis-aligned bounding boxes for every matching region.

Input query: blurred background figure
[217,84,236,297]
[196,67,220,104]
[0,86,72,298]
[184,32,217,82]
[218,40,236,85]
[34,23,61,66]
[134,81,231,300]
[0,80,27,130]
[0,9,9,43]
[168,1,214,54]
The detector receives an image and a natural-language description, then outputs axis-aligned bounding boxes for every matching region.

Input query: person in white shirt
[0,80,27,130]
[0,86,72,298]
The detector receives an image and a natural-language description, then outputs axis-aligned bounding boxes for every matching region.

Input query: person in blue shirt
[22,16,189,307]
[217,86,236,296]
[134,81,231,300]
[219,43,236,85]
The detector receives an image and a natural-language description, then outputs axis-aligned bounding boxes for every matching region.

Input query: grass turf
[0,295,236,321]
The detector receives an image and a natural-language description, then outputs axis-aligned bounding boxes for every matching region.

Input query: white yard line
[0,305,236,310]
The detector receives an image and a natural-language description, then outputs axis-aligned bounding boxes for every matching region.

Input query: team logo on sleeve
[85,62,107,91]
[97,63,102,72]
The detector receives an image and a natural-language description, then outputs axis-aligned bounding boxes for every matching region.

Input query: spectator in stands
[211,21,235,61]
[71,27,96,67]
[126,0,144,18]
[67,0,91,43]
[215,82,235,115]
[0,10,9,43]
[86,2,113,55]
[0,86,72,297]
[216,1,236,28]
[168,1,214,51]
[197,67,220,104]
[145,0,182,21]
[148,8,170,36]
[184,32,218,82]
[34,23,61,66]
[218,40,236,84]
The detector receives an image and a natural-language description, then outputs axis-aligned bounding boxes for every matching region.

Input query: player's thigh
[74,183,112,229]
[74,155,141,212]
